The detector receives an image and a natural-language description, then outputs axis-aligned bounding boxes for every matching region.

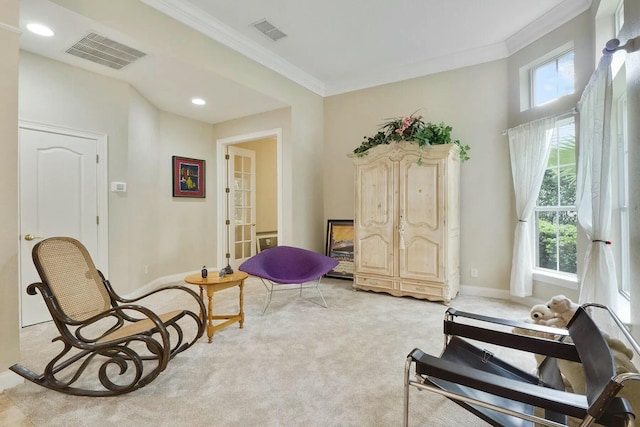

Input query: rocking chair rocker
[11,237,205,396]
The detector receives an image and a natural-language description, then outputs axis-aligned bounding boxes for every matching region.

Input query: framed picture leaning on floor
[325,219,354,279]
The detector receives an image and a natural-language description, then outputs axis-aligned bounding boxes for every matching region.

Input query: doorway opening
[216,128,282,270]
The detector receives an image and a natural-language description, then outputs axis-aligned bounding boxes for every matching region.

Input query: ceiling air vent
[252,19,287,42]
[65,32,147,70]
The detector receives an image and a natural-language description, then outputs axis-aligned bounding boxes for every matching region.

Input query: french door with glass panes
[226,146,256,269]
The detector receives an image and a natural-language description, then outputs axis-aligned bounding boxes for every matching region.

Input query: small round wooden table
[184,271,248,343]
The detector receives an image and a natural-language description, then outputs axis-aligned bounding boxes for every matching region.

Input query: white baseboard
[0,369,24,392]
[460,284,511,300]
[459,284,543,307]
[123,268,220,299]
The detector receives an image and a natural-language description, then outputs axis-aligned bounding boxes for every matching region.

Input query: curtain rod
[602,38,636,55]
[501,108,577,136]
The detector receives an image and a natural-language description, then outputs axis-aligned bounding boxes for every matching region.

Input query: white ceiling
[18,0,591,124]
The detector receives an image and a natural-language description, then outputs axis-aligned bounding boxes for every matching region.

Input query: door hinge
[225,154,230,160]
[96,154,99,163]
[225,187,230,193]
[225,219,230,225]
[96,216,99,225]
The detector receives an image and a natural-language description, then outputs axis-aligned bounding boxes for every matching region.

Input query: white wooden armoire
[351,141,460,303]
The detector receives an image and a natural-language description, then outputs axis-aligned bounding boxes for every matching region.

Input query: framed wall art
[325,219,354,279]
[172,156,205,198]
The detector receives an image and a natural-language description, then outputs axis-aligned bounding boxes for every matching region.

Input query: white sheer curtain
[507,117,555,297]
[576,54,619,312]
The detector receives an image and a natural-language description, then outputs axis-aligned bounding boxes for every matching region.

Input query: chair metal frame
[11,237,206,396]
[256,275,329,314]
[403,304,640,427]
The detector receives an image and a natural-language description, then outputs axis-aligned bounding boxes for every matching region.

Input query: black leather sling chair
[404,304,640,426]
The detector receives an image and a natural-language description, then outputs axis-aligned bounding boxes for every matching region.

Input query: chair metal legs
[259,277,328,314]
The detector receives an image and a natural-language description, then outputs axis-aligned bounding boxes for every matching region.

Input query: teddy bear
[545,295,579,328]
[530,304,554,323]
[512,304,559,363]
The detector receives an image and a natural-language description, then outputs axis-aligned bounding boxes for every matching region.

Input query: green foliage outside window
[535,129,577,274]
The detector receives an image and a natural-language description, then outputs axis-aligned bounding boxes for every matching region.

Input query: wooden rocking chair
[11,237,205,396]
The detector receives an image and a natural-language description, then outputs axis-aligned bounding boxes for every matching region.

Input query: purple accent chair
[239,245,339,314]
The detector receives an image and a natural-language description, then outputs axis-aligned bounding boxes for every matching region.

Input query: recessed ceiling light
[191,97,206,106]
[26,23,55,37]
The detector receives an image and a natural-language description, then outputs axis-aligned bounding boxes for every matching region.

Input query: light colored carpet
[5,277,535,426]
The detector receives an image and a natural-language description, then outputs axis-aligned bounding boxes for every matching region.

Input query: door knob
[24,234,42,241]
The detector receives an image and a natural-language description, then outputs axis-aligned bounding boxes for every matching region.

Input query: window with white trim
[532,50,575,107]
[534,118,576,275]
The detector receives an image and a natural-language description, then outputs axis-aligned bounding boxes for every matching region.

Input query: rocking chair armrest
[408,348,588,418]
[112,284,204,308]
[76,304,171,349]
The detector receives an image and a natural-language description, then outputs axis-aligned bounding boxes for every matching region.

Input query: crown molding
[140,0,326,96]
[506,0,592,55]
[0,22,21,34]
[143,0,591,98]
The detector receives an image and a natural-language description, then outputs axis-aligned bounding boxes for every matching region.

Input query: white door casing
[18,121,108,327]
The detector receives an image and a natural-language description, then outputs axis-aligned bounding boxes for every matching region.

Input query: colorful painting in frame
[172,156,205,198]
[325,219,354,279]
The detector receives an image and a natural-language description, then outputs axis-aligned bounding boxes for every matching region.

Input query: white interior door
[19,126,100,326]
[226,146,256,269]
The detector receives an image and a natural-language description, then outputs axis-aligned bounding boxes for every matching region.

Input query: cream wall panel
[156,111,216,275]
[0,0,20,375]
[325,60,511,291]
[126,88,160,293]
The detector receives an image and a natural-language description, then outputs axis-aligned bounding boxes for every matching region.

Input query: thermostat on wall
[111,182,127,193]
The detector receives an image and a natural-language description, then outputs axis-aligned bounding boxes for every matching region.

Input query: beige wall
[237,138,278,234]
[325,60,512,292]
[0,0,20,376]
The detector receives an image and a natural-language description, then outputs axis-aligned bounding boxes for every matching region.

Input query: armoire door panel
[400,236,441,280]
[358,161,393,227]
[401,159,440,230]
[357,233,394,275]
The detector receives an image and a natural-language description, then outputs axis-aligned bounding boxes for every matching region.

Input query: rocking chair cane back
[11,237,206,396]
[404,305,639,426]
